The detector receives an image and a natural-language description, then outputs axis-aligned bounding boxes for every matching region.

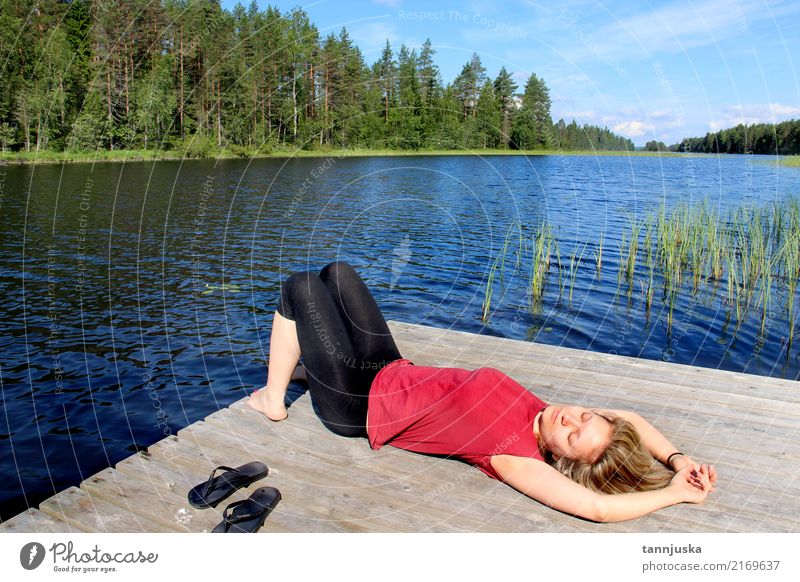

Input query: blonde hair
[551,413,672,494]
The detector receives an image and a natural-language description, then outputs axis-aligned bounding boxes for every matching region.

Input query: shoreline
[0,147,731,166]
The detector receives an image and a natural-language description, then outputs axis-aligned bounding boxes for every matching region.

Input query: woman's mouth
[551,406,559,423]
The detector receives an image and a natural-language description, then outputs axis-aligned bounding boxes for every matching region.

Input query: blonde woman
[249,262,717,523]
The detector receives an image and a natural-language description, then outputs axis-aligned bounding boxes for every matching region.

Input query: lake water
[1,153,799,520]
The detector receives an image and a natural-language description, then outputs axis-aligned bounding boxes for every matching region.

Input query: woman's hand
[671,455,717,492]
[669,465,715,503]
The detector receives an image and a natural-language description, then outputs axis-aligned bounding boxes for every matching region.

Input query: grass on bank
[0,146,693,165]
[2,142,797,166]
[780,156,800,167]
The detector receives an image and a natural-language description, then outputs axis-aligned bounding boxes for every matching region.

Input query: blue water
[1,154,799,520]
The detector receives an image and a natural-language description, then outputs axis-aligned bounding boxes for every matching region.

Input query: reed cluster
[604,198,800,341]
[481,197,800,352]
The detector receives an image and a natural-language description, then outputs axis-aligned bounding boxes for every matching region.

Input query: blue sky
[221,0,800,146]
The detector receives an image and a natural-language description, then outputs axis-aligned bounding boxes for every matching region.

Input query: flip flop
[187,462,269,509]
[211,487,282,533]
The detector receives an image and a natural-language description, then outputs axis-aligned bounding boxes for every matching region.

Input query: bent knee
[279,271,325,317]
[284,271,315,288]
[320,261,357,282]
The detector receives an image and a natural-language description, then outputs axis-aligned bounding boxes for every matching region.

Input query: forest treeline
[670,119,800,155]
[0,0,634,156]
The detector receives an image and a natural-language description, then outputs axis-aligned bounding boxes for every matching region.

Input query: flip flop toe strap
[201,465,238,498]
[219,500,264,532]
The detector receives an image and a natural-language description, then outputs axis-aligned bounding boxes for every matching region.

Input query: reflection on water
[1,154,799,519]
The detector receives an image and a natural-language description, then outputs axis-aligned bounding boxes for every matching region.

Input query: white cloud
[769,103,800,117]
[708,102,800,130]
[612,120,655,138]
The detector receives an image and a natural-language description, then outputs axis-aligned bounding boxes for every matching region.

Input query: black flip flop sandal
[211,487,282,533]
[188,462,269,509]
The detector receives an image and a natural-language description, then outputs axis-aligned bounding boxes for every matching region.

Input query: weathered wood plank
[80,467,201,533]
[37,486,173,533]
[0,508,81,533]
[178,419,498,532]
[112,452,294,533]
[143,436,366,533]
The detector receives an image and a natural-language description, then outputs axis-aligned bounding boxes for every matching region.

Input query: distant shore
[0,147,700,166]
[1,148,796,167]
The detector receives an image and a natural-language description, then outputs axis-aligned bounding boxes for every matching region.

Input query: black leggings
[276,261,403,438]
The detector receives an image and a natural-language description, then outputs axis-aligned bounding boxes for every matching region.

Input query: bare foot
[247,387,288,421]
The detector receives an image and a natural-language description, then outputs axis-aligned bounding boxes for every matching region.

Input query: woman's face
[537,405,613,463]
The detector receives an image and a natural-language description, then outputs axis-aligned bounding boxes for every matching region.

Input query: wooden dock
[2,321,799,533]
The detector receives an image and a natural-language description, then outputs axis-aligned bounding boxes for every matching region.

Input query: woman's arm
[490,455,711,523]
[602,408,686,469]
[602,408,718,490]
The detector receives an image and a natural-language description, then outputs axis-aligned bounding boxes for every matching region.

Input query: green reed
[481,251,501,323]
[780,229,800,348]
[617,231,627,287]
[643,219,655,272]
[644,261,655,320]
[529,222,554,306]
[706,209,725,281]
[594,231,605,274]
[481,222,519,322]
[481,196,800,357]
[627,217,642,285]
[725,240,742,324]
[555,238,567,300]
[568,241,588,308]
[655,205,683,317]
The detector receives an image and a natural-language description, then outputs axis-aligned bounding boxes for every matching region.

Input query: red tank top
[367,359,548,480]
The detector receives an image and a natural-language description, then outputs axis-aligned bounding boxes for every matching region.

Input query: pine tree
[338,30,367,147]
[417,39,440,107]
[133,55,176,149]
[476,80,501,148]
[453,53,486,119]
[393,45,421,148]
[377,40,396,126]
[493,67,518,147]
[521,73,552,148]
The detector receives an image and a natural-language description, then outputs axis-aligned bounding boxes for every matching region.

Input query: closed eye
[569,413,593,447]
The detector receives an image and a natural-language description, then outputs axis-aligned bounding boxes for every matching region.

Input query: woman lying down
[249,262,717,523]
